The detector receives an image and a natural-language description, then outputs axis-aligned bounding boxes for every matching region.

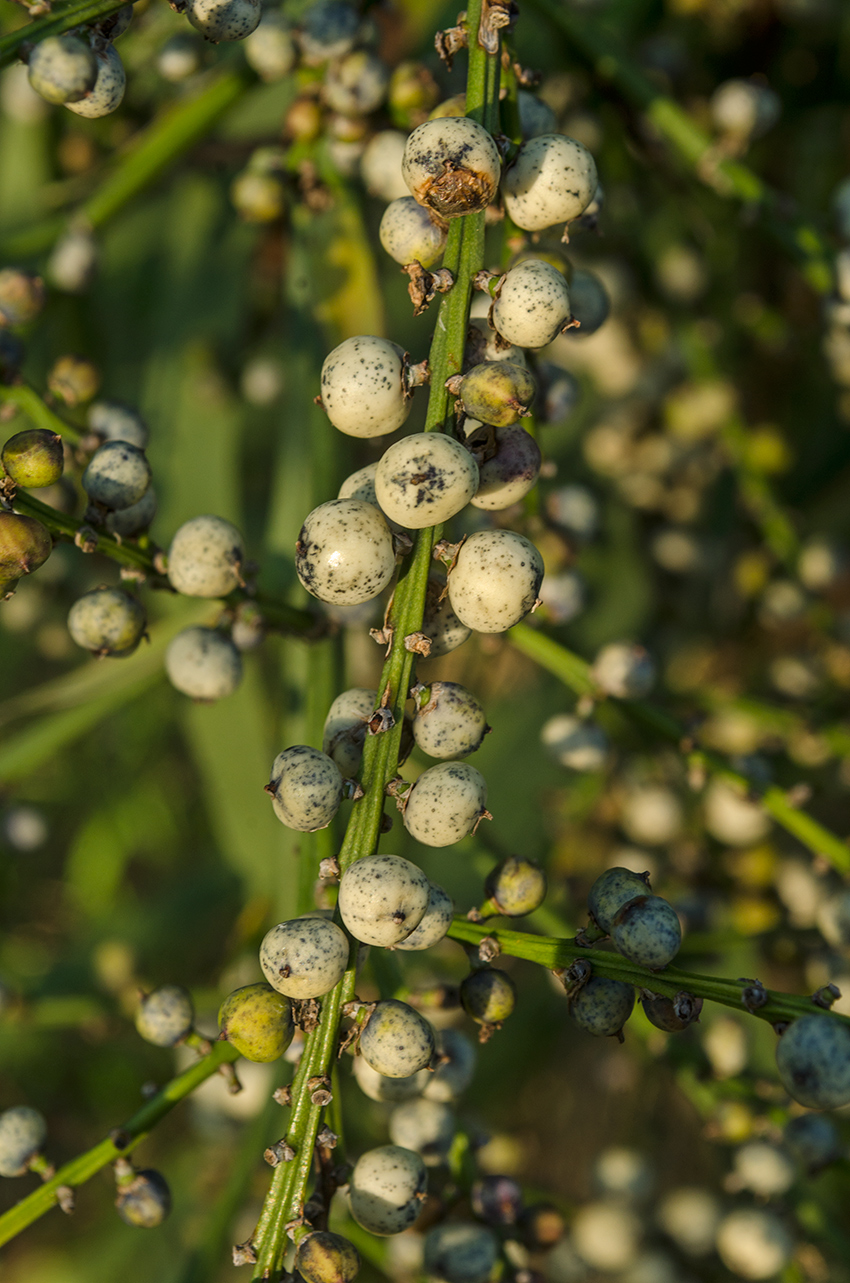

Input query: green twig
[0,383,84,445]
[0,0,128,69]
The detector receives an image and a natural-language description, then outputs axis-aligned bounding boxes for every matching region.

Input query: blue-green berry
[0,1105,47,1177]
[587,866,651,933]
[783,1113,843,1172]
[135,984,194,1047]
[423,1222,499,1283]
[610,896,682,970]
[82,440,151,511]
[776,1015,850,1110]
[460,968,516,1025]
[115,1168,171,1227]
[569,976,635,1037]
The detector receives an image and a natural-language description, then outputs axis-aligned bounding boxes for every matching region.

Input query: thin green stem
[0,383,84,445]
[0,0,127,68]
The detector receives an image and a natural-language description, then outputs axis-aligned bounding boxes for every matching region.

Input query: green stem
[0,1039,240,1247]
[0,0,127,68]
[0,383,84,445]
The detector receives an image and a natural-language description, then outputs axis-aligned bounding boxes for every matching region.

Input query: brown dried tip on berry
[402,118,501,220]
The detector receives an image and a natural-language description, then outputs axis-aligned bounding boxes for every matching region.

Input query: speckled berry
[423,1028,476,1102]
[320,337,410,438]
[541,715,608,771]
[375,433,478,529]
[186,0,261,42]
[66,44,125,118]
[218,982,294,1062]
[67,587,146,658]
[460,362,536,428]
[395,882,454,951]
[403,118,501,219]
[349,1144,427,1235]
[775,1015,850,1109]
[0,1106,47,1177]
[471,1174,523,1226]
[610,896,682,970]
[167,515,244,598]
[267,745,344,832]
[27,35,97,105]
[324,49,388,116]
[244,12,295,80]
[422,572,471,656]
[412,682,488,760]
[135,984,194,1047]
[592,642,655,698]
[587,867,652,933]
[492,259,571,350]
[323,687,376,777]
[260,915,349,999]
[403,762,488,847]
[460,967,516,1025]
[783,1113,842,1173]
[569,976,635,1037]
[0,512,52,580]
[337,464,403,533]
[353,1055,428,1103]
[715,1208,792,1280]
[296,499,396,606]
[88,401,149,449]
[165,627,242,700]
[360,1000,435,1078]
[502,134,597,232]
[1,429,63,489]
[424,1221,499,1283]
[298,0,360,64]
[338,854,430,947]
[115,1168,171,1228]
[48,354,100,405]
[390,1098,455,1165]
[82,440,151,511]
[567,269,610,336]
[0,269,45,327]
[380,197,448,267]
[448,529,544,634]
[297,1232,360,1283]
[484,855,546,917]
[468,425,541,511]
[105,487,157,538]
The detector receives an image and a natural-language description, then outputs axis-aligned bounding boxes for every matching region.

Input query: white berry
[88,400,148,449]
[165,627,242,700]
[65,44,125,118]
[352,1055,428,1103]
[185,0,261,42]
[403,762,488,847]
[374,432,478,529]
[0,1106,47,1177]
[402,117,501,219]
[27,35,97,105]
[322,687,376,777]
[468,425,541,511]
[349,1144,427,1235]
[324,50,388,117]
[338,854,430,947]
[395,881,454,951]
[244,12,295,80]
[412,682,488,759]
[448,529,544,633]
[541,714,608,771]
[167,515,245,598]
[423,1028,476,1102]
[424,1222,499,1283]
[295,499,395,606]
[592,642,655,698]
[380,197,448,268]
[360,999,435,1077]
[135,984,194,1047]
[82,440,151,511]
[390,1098,455,1165]
[492,259,571,350]
[320,336,410,438]
[502,134,597,232]
[259,916,349,999]
[715,1209,792,1280]
[337,462,403,532]
[267,745,344,832]
[362,132,410,202]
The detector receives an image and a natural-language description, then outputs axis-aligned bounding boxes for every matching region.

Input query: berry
[471,1174,523,1225]
[468,425,541,512]
[594,1147,653,1203]
[167,515,245,598]
[48,226,97,293]
[592,642,655,698]
[259,916,349,999]
[569,975,635,1037]
[421,572,471,656]
[105,487,157,538]
[518,1203,565,1249]
[323,687,376,776]
[656,1186,719,1257]
[423,1222,499,1283]
[336,465,403,535]
[165,627,242,700]
[402,118,501,219]
[375,431,479,529]
[492,260,571,350]
[348,1144,427,1235]
[640,991,702,1032]
[218,982,294,1062]
[0,1105,47,1177]
[0,512,52,580]
[715,1208,791,1280]
[464,317,526,369]
[412,681,488,760]
[115,1168,171,1228]
[88,401,149,449]
[395,881,454,951]
[541,715,608,771]
[587,867,651,933]
[0,331,24,381]
[783,1113,842,1173]
[298,0,360,64]
[324,50,388,116]
[231,167,286,223]
[66,45,125,118]
[1,429,63,489]
[94,5,133,39]
[296,499,395,606]
[775,1014,850,1109]
[362,133,412,203]
[389,1098,455,1164]
[732,1140,794,1197]
[0,269,45,328]
[459,362,536,428]
[403,762,488,847]
[296,1232,360,1283]
[423,1028,476,1102]
[359,1000,435,1078]
[320,336,410,438]
[353,1055,428,1103]
[338,854,430,947]
[447,529,544,634]
[267,745,344,832]
[502,134,597,233]
[186,0,261,42]
[610,896,682,970]
[244,13,296,81]
[27,35,97,105]
[484,855,546,917]
[82,441,151,511]
[571,1200,642,1273]
[566,269,610,336]
[710,79,780,143]
[460,967,516,1025]
[47,354,100,405]
[517,91,556,140]
[67,587,146,657]
[379,197,448,268]
[388,60,439,127]
[156,34,201,81]
[135,984,194,1047]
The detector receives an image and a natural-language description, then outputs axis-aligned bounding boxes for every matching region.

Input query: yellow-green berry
[459,361,536,428]
[1,429,63,489]
[296,1231,360,1283]
[115,1168,171,1227]
[47,353,100,405]
[484,855,546,917]
[0,512,52,580]
[460,968,516,1025]
[218,982,294,1062]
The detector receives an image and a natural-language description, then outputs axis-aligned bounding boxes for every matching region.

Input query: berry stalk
[0,0,129,69]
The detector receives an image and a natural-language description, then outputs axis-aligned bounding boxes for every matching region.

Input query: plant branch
[0,383,85,445]
[0,0,128,69]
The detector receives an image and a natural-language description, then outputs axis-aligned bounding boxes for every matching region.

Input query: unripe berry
[360,1000,435,1078]
[492,260,571,350]
[484,855,546,917]
[388,61,439,127]
[65,45,125,118]
[323,686,376,776]
[297,1232,361,1283]
[592,642,655,698]
[1,429,63,488]
[105,487,157,538]
[395,881,454,951]
[167,515,244,597]
[0,1105,47,1177]
[468,425,541,511]
[587,867,652,933]
[320,337,410,438]
[783,1113,842,1173]
[569,976,635,1037]
[115,1168,171,1228]
[402,118,501,219]
[165,627,242,700]
[349,1144,427,1235]
[218,982,294,1062]
[67,587,146,657]
[231,168,286,222]
[517,91,556,140]
[390,1098,455,1165]
[464,317,526,370]
[447,529,544,634]
[541,715,608,771]
[422,572,471,656]
[375,432,479,529]
[423,1222,499,1283]
[423,1028,476,1102]
[775,1014,850,1109]
[610,896,681,970]
[412,682,488,760]
[715,1208,791,1280]
[0,268,45,327]
[135,984,194,1046]
[338,854,430,947]
[460,362,536,428]
[472,1174,523,1225]
[379,197,448,267]
[185,0,261,42]
[567,269,610,336]
[0,512,52,580]
[88,401,149,449]
[502,135,597,232]
[267,745,344,832]
[82,441,151,511]
[640,991,702,1032]
[403,762,488,847]
[48,354,100,405]
[27,35,97,106]
[460,967,516,1025]
[324,50,388,116]
[429,94,465,121]
[353,1055,428,1103]
[244,13,296,81]
[296,499,395,606]
[298,0,360,64]
[260,916,349,999]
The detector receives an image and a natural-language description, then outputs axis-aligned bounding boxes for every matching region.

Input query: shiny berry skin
[167,515,244,598]
[296,1231,360,1283]
[609,895,682,970]
[82,441,151,511]
[67,587,146,658]
[379,196,448,267]
[295,499,395,606]
[267,745,344,832]
[259,916,349,999]
[423,1222,499,1283]
[218,982,294,1062]
[403,762,488,848]
[569,976,635,1037]
[1,429,63,489]
[587,867,651,933]
[348,1144,427,1235]
[185,0,261,42]
[492,260,571,350]
[0,512,52,580]
[460,362,536,428]
[448,529,544,634]
[775,1015,850,1110]
[460,967,516,1025]
[135,984,194,1047]
[0,1105,47,1177]
[374,433,478,529]
[338,854,430,947]
[502,134,597,232]
[402,118,501,219]
[27,35,97,105]
[320,337,410,438]
[359,999,435,1078]
[115,1168,171,1228]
